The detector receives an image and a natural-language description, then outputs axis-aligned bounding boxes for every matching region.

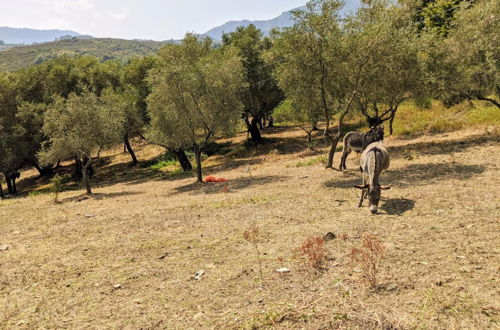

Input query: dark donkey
[340,126,384,170]
[354,141,391,214]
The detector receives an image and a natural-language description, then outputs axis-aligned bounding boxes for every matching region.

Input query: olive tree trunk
[171,148,193,172]
[124,135,138,165]
[244,113,263,143]
[33,162,54,177]
[193,145,203,183]
[82,158,93,195]
[4,172,14,194]
[248,117,263,143]
[389,111,396,135]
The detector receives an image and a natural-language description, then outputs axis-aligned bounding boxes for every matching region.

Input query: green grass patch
[142,152,208,171]
[164,168,194,179]
[392,100,500,136]
[292,155,327,167]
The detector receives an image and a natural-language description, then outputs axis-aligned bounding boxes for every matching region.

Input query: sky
[0,0,306,40]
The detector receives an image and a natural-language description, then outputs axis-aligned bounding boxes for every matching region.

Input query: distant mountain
[0,27,87,45]
[0,38,167,71]
[203,1,361,40]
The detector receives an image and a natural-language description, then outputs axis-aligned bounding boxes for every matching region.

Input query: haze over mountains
[203,1,361,40]
[0,27,85,45]
[0,1,363,70]
[1,1,362,45]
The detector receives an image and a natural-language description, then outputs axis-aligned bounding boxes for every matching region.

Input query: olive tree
[222,25,284,143]
[39,92,124,194]
[0,72,27,194]
[13,56,119,177]
[147,34,246,182]
[347,0,423,134]
[444,0,499,108]
[269,0,358,168]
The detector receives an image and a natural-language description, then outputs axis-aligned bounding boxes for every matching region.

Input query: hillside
[0,38,168,71]
[0,124,499,328]
[0,26,83,45]
[203,0,361,40]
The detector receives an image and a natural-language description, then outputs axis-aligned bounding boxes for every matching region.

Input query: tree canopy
[147,35,246,182]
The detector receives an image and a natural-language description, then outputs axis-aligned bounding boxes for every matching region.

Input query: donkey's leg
[358,189,366,207]
[358,177,366,207]
[340,147,351,170]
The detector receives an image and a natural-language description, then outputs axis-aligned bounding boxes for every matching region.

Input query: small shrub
[50,174,64,203]
[414,97,433,109]
[297,236,326,272]
[350,233,385,288]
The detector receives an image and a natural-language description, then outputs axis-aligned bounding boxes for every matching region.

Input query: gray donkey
[354,141,390,214]
[340,126,384,170]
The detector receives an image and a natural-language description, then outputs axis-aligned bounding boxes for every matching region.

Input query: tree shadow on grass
[171,175,289,196]
[389,133,499,157]
[380,198,415,215]
[60,191,141,203]
[384,163,486,187]
[323,162,487,189]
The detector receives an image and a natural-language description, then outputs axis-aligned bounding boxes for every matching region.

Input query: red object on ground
[205,175,228,183]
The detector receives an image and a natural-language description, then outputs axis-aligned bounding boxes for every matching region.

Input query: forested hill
[0,38,168,71]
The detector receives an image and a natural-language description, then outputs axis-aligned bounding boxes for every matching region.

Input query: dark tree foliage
[404,0,475,36]
[222,25,284,143]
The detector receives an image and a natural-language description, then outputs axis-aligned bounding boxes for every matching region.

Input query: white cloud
[48,0,95,15]
[108,10,128,21]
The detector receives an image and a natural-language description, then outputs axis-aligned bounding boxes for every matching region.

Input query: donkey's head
[369,125,384,142]
[376,125,385,141]
[354,184,390,214]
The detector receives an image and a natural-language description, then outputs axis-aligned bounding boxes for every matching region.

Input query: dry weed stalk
[243,223,264,283]
[350,233,385,288]
[297,236,326,272]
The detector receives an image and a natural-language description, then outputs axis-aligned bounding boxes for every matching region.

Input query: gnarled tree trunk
[73,157,83,180]
[124,135,138,165]
[247,116,263,143]
[33,162,54,177]
[170,148,193,171]
[267,115,274,128]
[82,158,93,195]
[4,172,14,194]
[389,111,396,135]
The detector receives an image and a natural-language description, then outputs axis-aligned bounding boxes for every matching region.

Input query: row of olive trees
[268,0,422,167]
[0,55,156,195]
[0,35,248,194]
[269,0,497,165]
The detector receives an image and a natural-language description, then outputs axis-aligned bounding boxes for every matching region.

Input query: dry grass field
[1,125,499,329]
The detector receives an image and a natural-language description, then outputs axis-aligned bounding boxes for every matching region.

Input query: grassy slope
[0,110,499,328]
[0,38,167,71]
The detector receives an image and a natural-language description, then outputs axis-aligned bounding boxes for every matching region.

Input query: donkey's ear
[380,185,391,190]
[354,184,368,189]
